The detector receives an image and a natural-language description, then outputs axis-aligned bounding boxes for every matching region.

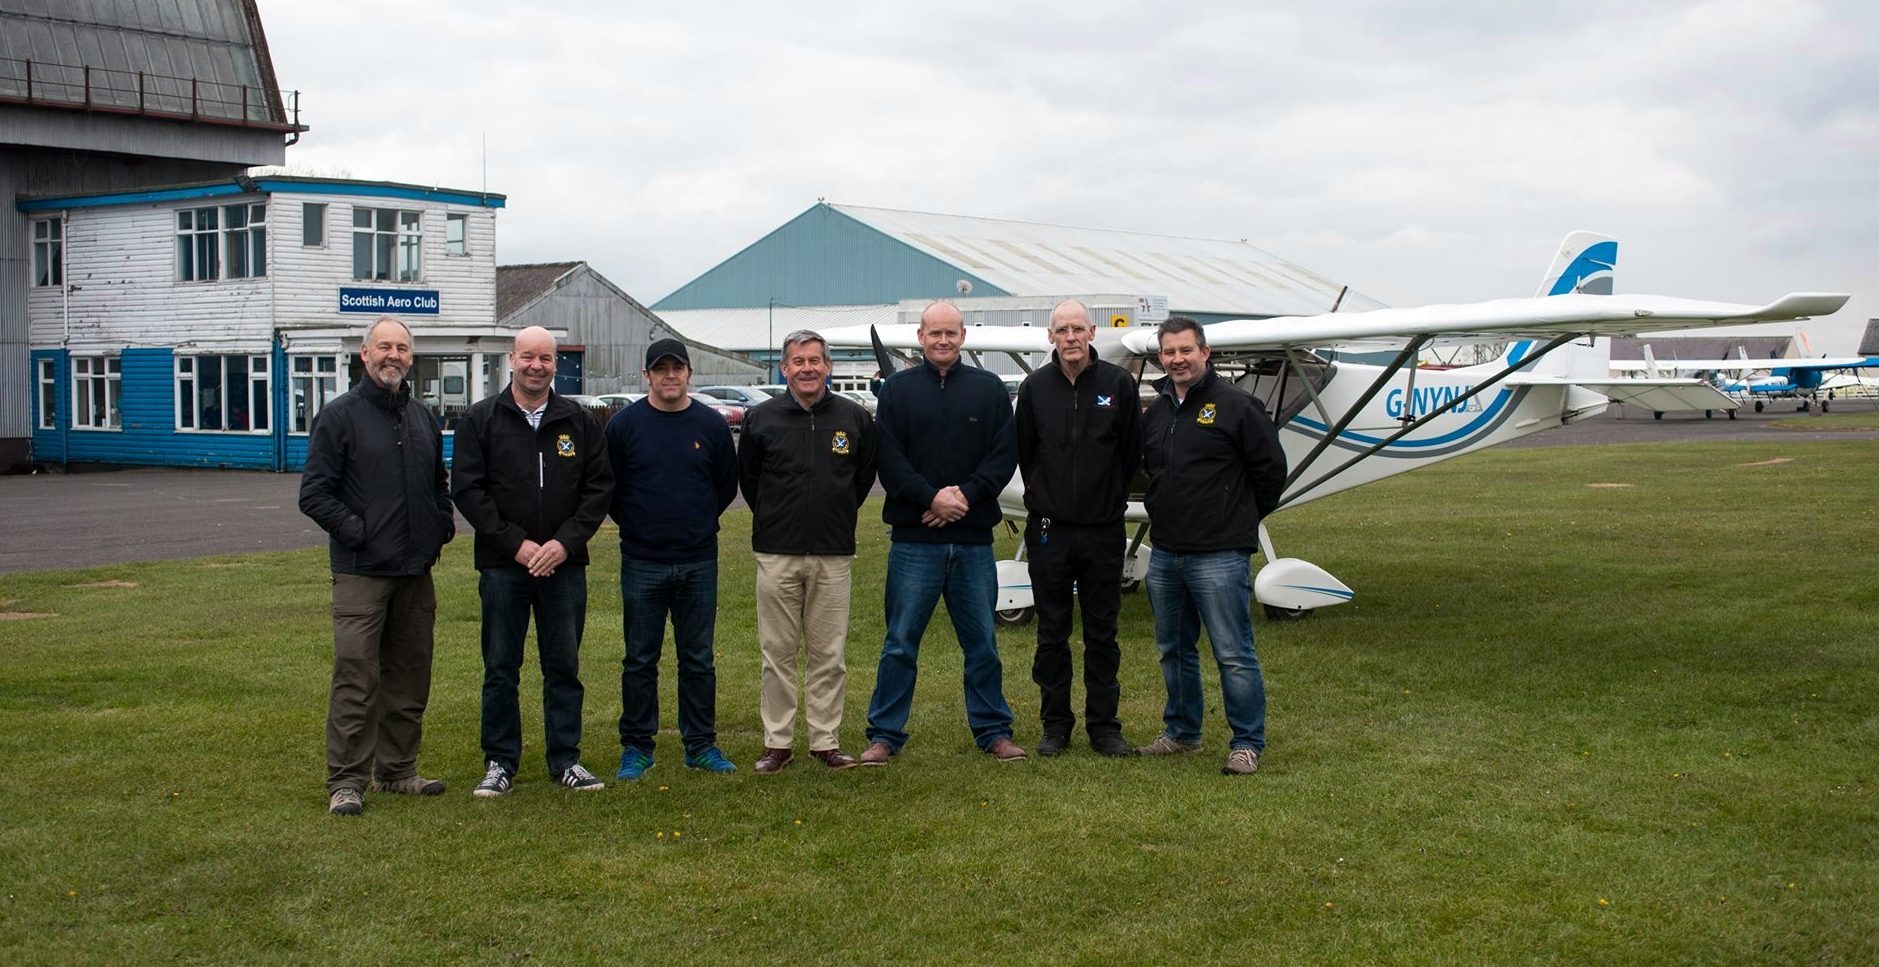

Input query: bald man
[452,326,615,796]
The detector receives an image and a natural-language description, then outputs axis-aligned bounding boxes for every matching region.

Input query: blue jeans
[618,557,719,756]
[865,541,1014,752]
[479,565,587,775]
[1144,548,1266,751]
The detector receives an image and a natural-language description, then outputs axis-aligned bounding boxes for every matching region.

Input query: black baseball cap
[645,338,691,369]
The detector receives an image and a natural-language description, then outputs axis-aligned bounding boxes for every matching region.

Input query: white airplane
[1609,334,1879,413]
[824,232,1848,621]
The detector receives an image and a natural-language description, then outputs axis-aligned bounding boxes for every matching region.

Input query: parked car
[562,394,612,427]
[837,389,878,414]
[689,393,744,431]
[697,385,781,408]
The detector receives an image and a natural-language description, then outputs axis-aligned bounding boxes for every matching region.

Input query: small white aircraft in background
[824,232,1847,621]
[1609,333,1879,414]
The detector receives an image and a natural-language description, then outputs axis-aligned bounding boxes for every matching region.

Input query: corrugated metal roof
[497,262,581,321]
[657,304,900,353]
[1610,335,1790,361]
[0,0,292,126]
[831,204,1384,317]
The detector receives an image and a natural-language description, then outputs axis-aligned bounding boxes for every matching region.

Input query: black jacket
[738,389,877,555]
[1141,366,1287,554]
[299,378,455,576]
[1015,349,1142,527]
[875,359,1018,544]
[450,387,615,570]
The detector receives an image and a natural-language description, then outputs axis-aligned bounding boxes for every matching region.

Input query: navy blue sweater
[604,399,738,564]
[875,359,1018,544]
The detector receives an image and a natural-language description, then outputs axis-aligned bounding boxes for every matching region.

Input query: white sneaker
[557,763,605,791]
[473,761,513,798]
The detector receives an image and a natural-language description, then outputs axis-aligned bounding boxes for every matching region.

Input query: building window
[37,358,57,430]
[32,218,62,286]
[352,208,422,281]
[176,203,266,281]
[177,355,270,432]
[72,356,121,430]
[303,202,326,247]
[446,213,468,256]
[291,354,343,433]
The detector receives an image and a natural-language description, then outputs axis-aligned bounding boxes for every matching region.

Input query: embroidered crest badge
[1095,394,1114,408]
[1196,403,1217,426]
[556,434,575,458]
[831,430,851,455]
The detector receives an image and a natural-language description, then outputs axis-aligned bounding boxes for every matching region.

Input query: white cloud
[260,0,1879,349]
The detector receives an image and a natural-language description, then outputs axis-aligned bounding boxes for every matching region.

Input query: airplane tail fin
[1536,231,1618,297]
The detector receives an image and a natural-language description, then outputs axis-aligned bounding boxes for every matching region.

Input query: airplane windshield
[1220,352,1336,425]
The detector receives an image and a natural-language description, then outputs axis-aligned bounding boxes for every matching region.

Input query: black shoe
[1036,732,1071,757]
[1091,733,1136,758]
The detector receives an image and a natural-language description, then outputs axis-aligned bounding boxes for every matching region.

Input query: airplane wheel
[1727,410,1737,420]
[1119,578,1142,594]
[1262,604,1313,621]
[1704,410,1713,419]
[1822,400,1831,413]
[1653,411,1664,420]
[1754,400,1765,413]
[994,606,1034,627]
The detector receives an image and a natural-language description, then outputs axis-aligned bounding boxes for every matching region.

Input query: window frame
[37,357,57,430]
[71,355,122,431]
[352,207,424,282]
[175,202,267,282]
[445,212,468,257]
[302,202,326,247]
[175,353,271,433]
[289,354,346,435]
[32,218,63,287]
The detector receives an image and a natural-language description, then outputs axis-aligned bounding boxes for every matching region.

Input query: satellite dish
[956,279,973,295]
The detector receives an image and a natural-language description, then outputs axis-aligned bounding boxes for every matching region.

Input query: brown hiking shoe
[859,741,895,767]
[1137,734,1203,756]
[985,737,1027,762]
[810,748,858,770]
[1222,748,1261,776]
[754,748,793,775]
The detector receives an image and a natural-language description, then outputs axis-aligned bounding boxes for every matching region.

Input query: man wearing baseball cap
[605,338,741,779]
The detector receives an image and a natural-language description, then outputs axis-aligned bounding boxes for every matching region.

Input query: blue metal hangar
[652,201,1383,383]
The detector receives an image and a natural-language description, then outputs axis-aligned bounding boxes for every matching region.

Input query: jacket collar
[494,384,578,423]
[1154,364,1217,407]
[359,377,411,411]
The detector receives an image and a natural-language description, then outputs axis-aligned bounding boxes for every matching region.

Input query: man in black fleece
[860,302,1026,766]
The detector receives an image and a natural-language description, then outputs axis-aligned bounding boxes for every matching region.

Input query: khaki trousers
[754,553,853,750]
[326,572,436,793]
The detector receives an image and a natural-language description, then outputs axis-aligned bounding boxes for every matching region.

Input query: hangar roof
[830,204,1384,317]
[656,304,900,354]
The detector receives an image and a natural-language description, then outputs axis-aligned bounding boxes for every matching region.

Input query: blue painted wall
[30,345,459,472]
[653,203,1007,310]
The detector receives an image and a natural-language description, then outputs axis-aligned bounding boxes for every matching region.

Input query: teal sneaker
[616,748,655,781]
[683,747,737,773]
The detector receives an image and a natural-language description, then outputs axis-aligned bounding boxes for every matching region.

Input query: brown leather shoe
[859,741,894,767]
[985,737,1027,762]
[810,748,858,770]
[753,748,793,775]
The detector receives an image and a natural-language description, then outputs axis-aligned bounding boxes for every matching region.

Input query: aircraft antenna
[1329,286,1348,313]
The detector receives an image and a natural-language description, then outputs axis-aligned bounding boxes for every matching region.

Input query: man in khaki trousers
[736,330,877,772]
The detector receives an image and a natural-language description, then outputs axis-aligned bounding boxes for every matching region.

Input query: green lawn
[2,440,1875,964]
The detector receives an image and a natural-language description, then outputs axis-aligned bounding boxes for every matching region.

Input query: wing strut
[1280,332,1582,508]
[1280,336,1430,493]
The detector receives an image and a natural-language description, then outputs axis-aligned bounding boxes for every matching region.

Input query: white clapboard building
[22,175,508,470]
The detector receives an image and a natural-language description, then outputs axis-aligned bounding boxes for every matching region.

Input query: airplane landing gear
[1263,604,1313,621]
[1754,400,1765,413]
[994,606,1034,627]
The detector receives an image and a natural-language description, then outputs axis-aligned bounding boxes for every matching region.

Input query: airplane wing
[822,323,1051,355]
[1610,354,1876,374]
[1510,375,1740,412]
[1118,292,1850,355]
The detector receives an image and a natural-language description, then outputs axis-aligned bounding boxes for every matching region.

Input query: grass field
[2,440,1876,964]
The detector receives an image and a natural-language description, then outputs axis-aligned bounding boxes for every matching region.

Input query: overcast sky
[262,0,1878,352]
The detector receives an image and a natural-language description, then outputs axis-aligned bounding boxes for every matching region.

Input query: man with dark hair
[1139,315,1287,776]
[452,326,614,798]
[860,301,1025,766]
[1014,300,1143,758]
[739,330,877,773]
[300,316,456,816]
[607,338,741,779]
